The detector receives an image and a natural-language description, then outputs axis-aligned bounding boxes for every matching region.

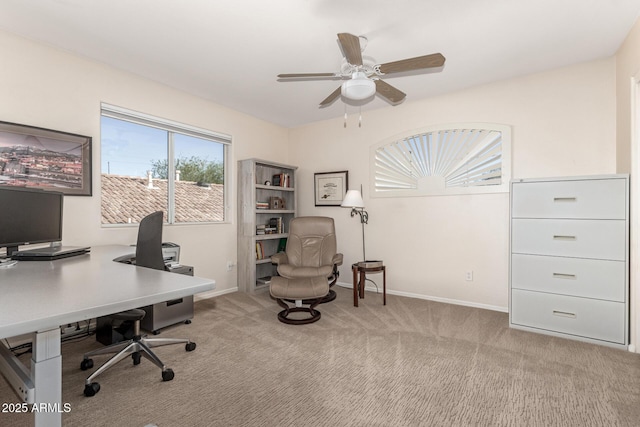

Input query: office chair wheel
[162,369,174,381]
[132,351,141,365]
[84,382,100,397]
[185,342,196,352]
[80,359,93,371]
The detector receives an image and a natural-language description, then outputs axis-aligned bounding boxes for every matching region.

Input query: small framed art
[314,170,348,206]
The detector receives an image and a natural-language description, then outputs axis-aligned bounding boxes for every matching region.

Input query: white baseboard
[196,282,508,313]
[335,281,508,313]
[195,286,238,301]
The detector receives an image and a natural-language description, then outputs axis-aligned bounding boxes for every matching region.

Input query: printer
[162,242,180,265]
[162,242,194,276]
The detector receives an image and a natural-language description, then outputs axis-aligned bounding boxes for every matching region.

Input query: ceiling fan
[277,33,446,107]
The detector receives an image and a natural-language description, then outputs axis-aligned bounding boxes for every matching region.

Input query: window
[370,123,511,197]
[100,104,230,224]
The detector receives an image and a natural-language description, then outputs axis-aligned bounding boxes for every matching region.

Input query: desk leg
[31,327,62,427]
[352,265,358,307]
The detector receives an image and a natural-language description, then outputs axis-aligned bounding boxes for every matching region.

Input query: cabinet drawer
[511,219,626,260]
[511,178,627,219]
[511,289,625,344]
[511,254,625,301]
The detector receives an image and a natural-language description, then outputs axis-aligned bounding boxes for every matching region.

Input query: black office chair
[81,211,196,397]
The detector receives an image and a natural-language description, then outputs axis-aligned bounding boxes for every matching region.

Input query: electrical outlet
[465,271,473,281]
[226,261,235,272]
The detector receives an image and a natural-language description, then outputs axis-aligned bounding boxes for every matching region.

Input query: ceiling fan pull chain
[359,107,362,128]
[344,105,348,128]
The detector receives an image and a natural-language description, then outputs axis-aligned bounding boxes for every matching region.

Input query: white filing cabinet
[509,175,629,348]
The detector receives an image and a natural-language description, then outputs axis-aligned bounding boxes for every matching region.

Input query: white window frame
[100,103,232,225]
[370,123,511,197]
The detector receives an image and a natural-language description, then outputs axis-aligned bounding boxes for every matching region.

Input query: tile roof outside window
[101,175,223,224]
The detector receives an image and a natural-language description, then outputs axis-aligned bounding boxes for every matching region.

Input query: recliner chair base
[270,275,329,324]
[276,298,322,325]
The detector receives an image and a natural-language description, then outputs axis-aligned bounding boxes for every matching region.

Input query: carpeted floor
[1,286,639,426]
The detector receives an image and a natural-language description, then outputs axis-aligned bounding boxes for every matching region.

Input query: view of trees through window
[151,156,224,184]
[100,110,228,225]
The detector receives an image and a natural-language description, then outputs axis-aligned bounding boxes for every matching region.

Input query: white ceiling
[1,0,639,128]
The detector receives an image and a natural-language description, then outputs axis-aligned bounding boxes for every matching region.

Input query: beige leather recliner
[269,216,343,324]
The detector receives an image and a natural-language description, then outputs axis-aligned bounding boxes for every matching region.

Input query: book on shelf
[271,173,291,188]
[277,238,287,253]
[269,217,283,234]
[255,241,265,260]
[256,224,266,235]
[256,201,269,209]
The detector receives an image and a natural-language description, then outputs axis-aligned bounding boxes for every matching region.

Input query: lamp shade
[341,190,365,208]
[341,72,376,100]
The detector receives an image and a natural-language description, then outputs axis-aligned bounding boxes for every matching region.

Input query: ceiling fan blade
[278,73,337,79]
[377,53,446,74]
[375,79,406,104]
[319,86,342,107]
[337,33,363,66]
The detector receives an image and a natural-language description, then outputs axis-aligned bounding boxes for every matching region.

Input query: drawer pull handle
[552,310,576,319]
[553,197,577,202]
[553,235,576,241]
[552,273,576,280]
[166,298,184,307]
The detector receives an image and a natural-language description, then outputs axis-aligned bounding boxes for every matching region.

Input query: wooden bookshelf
[237,159,297,292]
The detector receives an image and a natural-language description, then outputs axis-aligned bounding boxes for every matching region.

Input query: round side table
[351,262,386,307]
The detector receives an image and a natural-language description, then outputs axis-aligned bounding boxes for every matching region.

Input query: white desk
[0,245,215,427]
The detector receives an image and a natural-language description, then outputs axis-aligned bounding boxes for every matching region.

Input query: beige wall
[616,18,640,350]
[616,18,640,174]
[0,30,290,294]
[290,58,617,311]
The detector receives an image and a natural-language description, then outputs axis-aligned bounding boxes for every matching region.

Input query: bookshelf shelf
[255,233,288,241]
[255,209,296,214]
[237,159,297,292]
[256,184,294,192]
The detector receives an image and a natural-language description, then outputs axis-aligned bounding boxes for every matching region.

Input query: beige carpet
[1,286,639,426]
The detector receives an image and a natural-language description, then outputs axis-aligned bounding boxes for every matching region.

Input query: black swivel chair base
[80,309,196,397]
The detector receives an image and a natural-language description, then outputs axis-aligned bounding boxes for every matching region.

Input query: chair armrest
[333,253,344,267]
[271,252,288,265]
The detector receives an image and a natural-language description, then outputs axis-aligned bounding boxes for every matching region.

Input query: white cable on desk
[0,259,17,268]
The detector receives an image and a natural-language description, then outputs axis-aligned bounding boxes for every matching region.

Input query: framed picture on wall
[314,170,348,206]
[0,121,92,196]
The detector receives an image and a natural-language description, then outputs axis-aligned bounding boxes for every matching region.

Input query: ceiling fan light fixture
[341,71,376,100]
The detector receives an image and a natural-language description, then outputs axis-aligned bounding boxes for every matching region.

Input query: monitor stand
[5,245,19,258]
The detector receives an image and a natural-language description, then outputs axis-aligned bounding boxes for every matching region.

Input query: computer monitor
[0,186,63,257]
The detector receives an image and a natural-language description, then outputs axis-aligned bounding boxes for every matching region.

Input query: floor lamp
[341,189,369,262]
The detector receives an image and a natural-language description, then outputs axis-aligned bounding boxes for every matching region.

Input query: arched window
[370,123,511,197]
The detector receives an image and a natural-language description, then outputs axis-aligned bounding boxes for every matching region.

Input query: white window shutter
[370,123,511,197]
